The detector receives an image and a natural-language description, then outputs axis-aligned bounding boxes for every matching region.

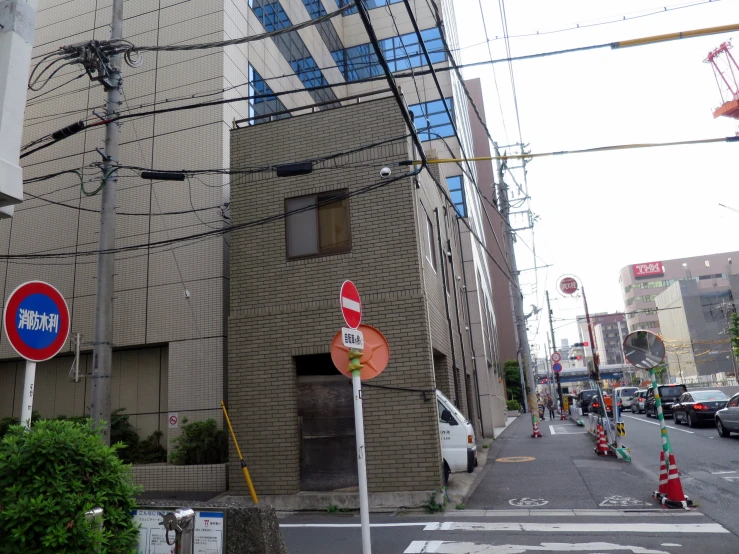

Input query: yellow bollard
[221,400,259,504]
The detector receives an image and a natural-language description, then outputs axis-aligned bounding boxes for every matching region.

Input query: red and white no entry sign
[340,280,362,329]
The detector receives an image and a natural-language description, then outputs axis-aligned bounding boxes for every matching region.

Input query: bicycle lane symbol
[508,498,549,507]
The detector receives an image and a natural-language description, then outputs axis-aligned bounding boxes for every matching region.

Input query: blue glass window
[303,0,327,18]
[248,65,290,124]
[291,57,329,89]
[338,0,403,16]
[332,27,445,82]
[408,98,454,142]
[446,176,466,217]
[252,1,292,31]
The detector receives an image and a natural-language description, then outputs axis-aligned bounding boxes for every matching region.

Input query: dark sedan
[674,390,729,427]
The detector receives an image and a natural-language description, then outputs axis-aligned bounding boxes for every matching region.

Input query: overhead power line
[407,135,739,164]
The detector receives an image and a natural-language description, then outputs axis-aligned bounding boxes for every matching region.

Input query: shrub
[0,419,141,554]
[506,399,520,411]
[169,418,228,465]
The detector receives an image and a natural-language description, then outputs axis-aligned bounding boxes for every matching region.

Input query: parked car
[437,389,477,483]
[645,384,688,418]
[577,389,599,414]
[632,390,648,414]
[586,394,613,418]
[614,386,639,412]
[673,390,729,427]
[716,392,739,438]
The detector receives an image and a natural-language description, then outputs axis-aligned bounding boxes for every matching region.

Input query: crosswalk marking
[404,540,678,553]
[421,522,728,533]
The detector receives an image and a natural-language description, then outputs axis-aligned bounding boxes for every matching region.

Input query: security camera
[380,167,392,178]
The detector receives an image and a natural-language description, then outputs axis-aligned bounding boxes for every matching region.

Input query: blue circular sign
[4,281,70,362]
[552,362,563,373]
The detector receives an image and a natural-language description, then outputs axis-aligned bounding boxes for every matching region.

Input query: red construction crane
[705,41,739,120]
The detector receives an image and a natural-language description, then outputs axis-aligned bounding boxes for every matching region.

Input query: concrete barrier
[137,498,287,554]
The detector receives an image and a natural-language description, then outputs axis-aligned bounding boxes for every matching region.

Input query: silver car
[615,386,639,412]
[716,392,739,437]
[632,389,648,414]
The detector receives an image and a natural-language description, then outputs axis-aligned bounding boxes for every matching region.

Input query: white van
[437,390,477,483]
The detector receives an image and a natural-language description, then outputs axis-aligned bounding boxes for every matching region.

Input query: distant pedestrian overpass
[539,364,632,384]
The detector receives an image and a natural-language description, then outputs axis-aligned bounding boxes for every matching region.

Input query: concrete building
[619,251,739,334]
[464,77,510,434]
[575,313,624,362]
[656,276,739,383]
[7,0,507,500]
[228,97,478,506]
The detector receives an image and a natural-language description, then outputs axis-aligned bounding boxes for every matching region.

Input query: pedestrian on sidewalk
[546,395,555,420]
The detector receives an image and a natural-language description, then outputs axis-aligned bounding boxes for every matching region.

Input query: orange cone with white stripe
[594,424,610,456]
[661,453,692,509]
[653,450,668,500]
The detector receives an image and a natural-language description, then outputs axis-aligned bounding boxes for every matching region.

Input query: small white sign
[133,510,224,554]
[168,413,178,428]
[341,327,364,350]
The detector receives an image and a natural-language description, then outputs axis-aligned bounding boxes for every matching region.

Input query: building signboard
[632,262,664,278]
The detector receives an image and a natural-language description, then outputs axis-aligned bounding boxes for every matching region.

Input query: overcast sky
[455,0,739,357]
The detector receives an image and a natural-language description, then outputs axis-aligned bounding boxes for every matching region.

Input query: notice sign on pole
[133,509,224,554]
[341,327,364,350]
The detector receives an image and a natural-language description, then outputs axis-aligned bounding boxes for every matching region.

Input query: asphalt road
[621,407,739,536]
[279,416,739,553]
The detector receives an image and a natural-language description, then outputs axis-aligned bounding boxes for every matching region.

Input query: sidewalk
[466,414,660,510]
[446,413,518,506]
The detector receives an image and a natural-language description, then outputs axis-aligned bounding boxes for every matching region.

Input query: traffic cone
[594,425,609,456]
[661,453,693,510]
[560,408,567,420]
[531,416,543,438]
[652,450,668,501]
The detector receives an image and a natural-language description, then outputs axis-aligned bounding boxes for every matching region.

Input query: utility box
[0,0,39,218]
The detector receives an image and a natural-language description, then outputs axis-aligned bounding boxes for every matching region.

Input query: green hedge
[506,399,520,411]
[0,419,141,553]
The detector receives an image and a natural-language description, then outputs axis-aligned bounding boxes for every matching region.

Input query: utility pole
[0,0,38,218]
[90,0,124,444]
[495,143,541,438]
[546,291,564,416]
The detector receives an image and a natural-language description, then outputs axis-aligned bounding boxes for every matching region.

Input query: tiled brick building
[228,97,477,505]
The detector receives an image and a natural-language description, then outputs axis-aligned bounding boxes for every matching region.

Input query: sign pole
[351,368,371,554]
[20,360,36,429]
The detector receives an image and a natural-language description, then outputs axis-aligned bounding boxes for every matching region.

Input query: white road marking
[712,470,736,474]
[661,544,682,547]
[280,522,428,528]
[549,425,556,435]
[405,541,674,553]
[721,476,739,482]
[422,522,728,533]
[623,415,694,434]
[509,498,549,507]
[599,495,649,507]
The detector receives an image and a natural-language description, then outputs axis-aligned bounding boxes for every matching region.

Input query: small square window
[286,192,351,258]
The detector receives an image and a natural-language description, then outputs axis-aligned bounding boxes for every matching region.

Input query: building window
[409,98,454,142]
[331,27,445,82]
[338,0,403,15]
[446,175,466,217]
[425,215,437,271]
[290,57,328,89]
[248,65,291,124]
[252,0,292,31]
[302,0,326,18]
[286,191,350,258]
